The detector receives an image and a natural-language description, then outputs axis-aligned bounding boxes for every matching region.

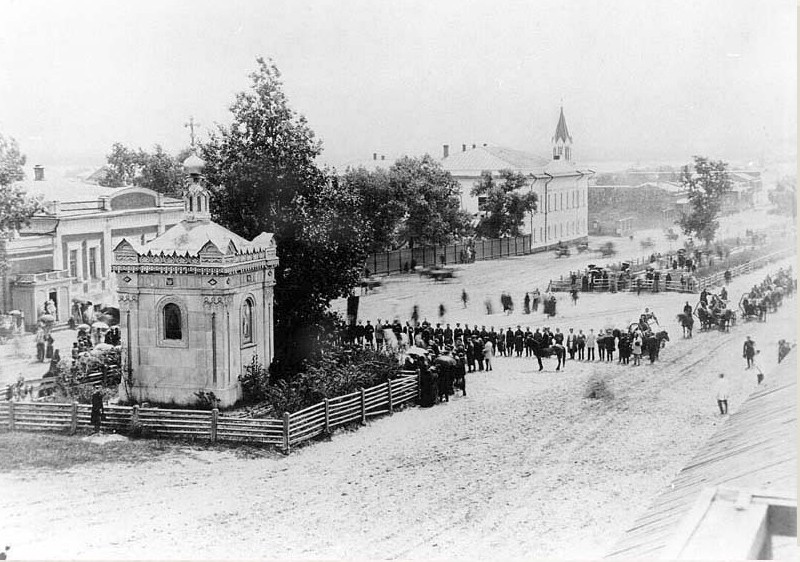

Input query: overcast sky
[0,0,795,172]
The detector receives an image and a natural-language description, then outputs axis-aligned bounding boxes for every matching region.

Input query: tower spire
[552,107,573,162]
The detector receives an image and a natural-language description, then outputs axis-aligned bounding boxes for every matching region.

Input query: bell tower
[552,106,573,163]
[182,153,211,222]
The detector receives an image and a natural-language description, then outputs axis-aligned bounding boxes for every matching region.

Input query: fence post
[8,401,15,431]
[70,401,78,434]
[387,380,393,415]
[282,412,291,455]
[210,408,218,442]
[360,388,367,425]
[132,404,140,431]
[324,398,330,433]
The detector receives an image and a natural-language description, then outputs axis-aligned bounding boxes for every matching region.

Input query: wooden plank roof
[606,354,797,559]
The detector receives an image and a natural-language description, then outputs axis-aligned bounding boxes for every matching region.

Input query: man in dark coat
[443,324,454,346]
[91,384,104,433]
[514,326,524,357]
[453,323,463,343]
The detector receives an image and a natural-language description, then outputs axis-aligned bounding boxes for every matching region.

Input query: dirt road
[1,257,795,559]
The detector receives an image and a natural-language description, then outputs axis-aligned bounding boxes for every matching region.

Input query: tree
[340,166,405,252]
[677,156,732,245]
[389,155,473,247]
[0,134,26,187]
[200,57,369,370]
[100,143,189,196]
[768,176,796,218]
[471,169,537,238]
[0,133,44,309]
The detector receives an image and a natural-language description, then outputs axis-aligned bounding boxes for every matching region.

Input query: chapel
[112,153,278,407]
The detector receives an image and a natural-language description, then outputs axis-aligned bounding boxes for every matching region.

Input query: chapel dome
[182,153,206,175]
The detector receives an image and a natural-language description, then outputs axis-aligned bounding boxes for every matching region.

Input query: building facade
[440,107,592,249]
[2,167,185,329]
[112,155,278,407]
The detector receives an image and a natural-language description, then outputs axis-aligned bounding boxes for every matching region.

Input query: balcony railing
[13,270,72,284]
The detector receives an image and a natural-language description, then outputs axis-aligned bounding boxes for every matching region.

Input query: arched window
[241,298,254,345]
[164,303,182,340]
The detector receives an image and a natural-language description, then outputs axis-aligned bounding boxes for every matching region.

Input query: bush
[584,374,614,401]
[239,349,404,416]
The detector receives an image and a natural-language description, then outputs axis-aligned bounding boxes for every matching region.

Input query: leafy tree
[100,143,189,196]
[768,176,796,218]
[677,156,732,245]
[200,57,369,370]
[389,155,473,247]
[471,169,537,237]
[0,134,26,187]
[0,133,44,309]
[340,166,405,252]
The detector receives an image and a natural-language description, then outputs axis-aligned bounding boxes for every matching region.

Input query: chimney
[34,165,45,181]
[462,144,467,152]
[472,144,476,149]
[373,153,377,161]
[443,144,449,158]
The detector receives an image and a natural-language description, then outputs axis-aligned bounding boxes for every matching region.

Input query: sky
[0,0,795,173]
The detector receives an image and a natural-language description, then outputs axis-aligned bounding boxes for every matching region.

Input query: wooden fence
[549,249,794,294]
[365,235,532,275]
[0,372,419,453]
[1,367,122,401]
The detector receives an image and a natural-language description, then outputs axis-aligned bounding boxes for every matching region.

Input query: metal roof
[441,145,550,174]
[606,354,797,558]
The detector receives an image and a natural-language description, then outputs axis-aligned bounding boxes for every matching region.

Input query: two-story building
[1,166,184,329]
[440,107,592,249]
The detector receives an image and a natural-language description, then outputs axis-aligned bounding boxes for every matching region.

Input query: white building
[112,155,278,407]
[3,166,185,329]
[440,107,592,248]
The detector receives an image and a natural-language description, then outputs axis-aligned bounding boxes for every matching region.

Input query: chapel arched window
[164,303,182,340]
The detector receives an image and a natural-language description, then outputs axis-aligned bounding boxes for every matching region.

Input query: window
[69,250,78,278]
[242,298,254,345]
[89,247,98,279]
[478,196,488,211]
[163,303,182,340]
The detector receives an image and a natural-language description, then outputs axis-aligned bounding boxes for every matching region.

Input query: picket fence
[0,372,419,453]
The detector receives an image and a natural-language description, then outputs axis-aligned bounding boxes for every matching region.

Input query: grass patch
[0,432,178,472]
[0,431,284,472]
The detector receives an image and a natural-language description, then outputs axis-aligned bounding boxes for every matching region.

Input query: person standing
[91,384,104,433]
[523,292,531,314]
[715,373,730,415]
[632,333,643,366]
[778,339,794,364]
[566,328,577,360]
[576,330,586,360]
[586,329,596,361]
[743,336,757,369]
[483,338,494,372]
[35,328,46,362]
[461,288,469,308]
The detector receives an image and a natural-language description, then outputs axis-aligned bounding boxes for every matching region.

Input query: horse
[677,312,693,338]
[532,342,566,371]
[643,330,670,363]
